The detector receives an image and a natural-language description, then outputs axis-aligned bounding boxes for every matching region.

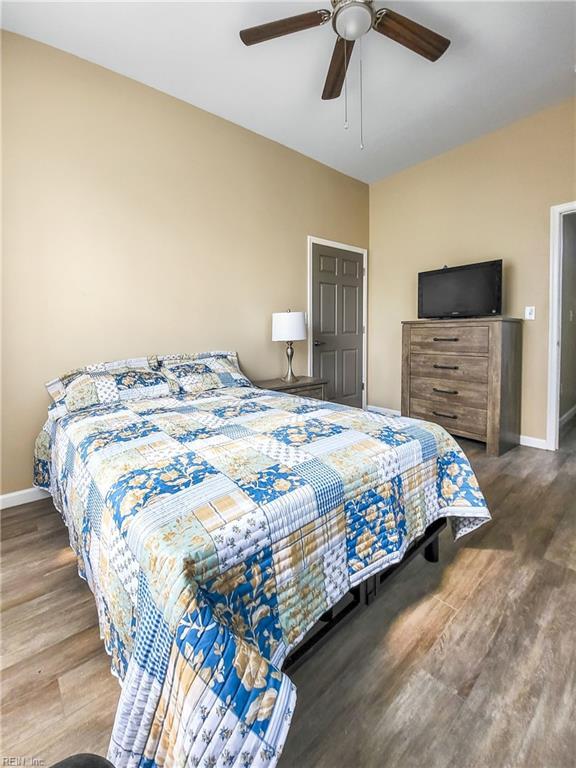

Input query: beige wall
[560,212,576,419]
[1,32,368,493]
[369,99,576,440]
[3,31,574,494]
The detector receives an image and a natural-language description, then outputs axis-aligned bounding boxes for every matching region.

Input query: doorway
[307,237,367,408]
[547,202,576,450]
[559,212,576,444]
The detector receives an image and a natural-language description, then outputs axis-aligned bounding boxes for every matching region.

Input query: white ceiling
[3,1,574,183]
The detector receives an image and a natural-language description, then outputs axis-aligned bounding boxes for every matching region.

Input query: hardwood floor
[2,427,575,767]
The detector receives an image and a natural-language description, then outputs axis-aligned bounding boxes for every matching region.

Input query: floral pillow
[157,350,238,367]
[45,357,174,413]
[159,351,252,395]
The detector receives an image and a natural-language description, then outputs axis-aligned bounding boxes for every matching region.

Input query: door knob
[313,340,325,346]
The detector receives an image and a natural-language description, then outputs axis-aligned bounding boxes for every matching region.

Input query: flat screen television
[418,260,502,319]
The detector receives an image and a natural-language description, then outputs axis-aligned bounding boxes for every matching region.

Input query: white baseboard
[559,403,576,428]
[0,486,50,510]
[519,435,552,450]
[367,405,402,416]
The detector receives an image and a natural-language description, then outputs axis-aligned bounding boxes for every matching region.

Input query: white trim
[367,405,401,417]
[547,201,576,451]
[560,402,576,428]
[307,236,368,409]
[0,487,50,510]
[519,435,552,451]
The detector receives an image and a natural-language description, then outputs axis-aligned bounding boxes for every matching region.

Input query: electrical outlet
[524,306,536,320]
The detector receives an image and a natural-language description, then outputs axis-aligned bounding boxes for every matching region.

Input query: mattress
[34,384,490,767]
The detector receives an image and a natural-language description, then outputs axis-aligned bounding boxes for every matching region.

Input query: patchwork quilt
[34,385,490,768]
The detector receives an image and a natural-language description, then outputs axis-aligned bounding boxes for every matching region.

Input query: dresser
[401,317,522,456]
[254,376,327,400]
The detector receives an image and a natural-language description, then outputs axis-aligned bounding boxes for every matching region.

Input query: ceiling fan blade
[240,9,331,46]
[374,9,450,62]
[322,37,355,100]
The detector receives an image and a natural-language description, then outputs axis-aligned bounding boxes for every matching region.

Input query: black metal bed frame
[282,517,447,673]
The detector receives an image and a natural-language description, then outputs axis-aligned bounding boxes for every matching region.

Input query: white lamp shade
[272,311,307,342]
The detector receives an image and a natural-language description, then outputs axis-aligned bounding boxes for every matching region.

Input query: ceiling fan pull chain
[344,37,349,130]
[359,36,364,150]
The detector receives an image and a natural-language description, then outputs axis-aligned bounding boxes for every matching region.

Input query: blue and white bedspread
[34,385,490,767]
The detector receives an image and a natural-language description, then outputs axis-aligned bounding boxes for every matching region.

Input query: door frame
[307,236,368,409]
[547,201,576,451]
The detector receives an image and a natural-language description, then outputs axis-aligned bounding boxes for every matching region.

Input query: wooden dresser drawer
[283,385,325,400]
[410,377,488,409]
[409,325,489,355]
[402,317,523,455]
[410,397,487,438]
[255,378,327,401]
[409,353,489,383]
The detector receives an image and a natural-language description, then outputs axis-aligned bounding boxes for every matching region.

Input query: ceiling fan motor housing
[332,0,374,41]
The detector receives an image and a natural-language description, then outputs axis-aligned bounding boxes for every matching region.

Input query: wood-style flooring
[2,426,575,767]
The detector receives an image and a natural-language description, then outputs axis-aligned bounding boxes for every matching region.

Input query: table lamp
[272,310,307,383]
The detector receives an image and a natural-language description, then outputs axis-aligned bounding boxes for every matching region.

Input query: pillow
[159,351,252,394]
[158,350,238,367]
[45,357,173,413]
[46,356,157,401]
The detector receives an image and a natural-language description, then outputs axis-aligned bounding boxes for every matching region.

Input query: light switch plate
[524,306,536,320]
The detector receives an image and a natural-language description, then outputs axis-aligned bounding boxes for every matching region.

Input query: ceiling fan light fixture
[333,1,373,41]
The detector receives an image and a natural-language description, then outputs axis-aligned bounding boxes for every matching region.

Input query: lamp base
[281,341,299,384]
[281,372,300,384]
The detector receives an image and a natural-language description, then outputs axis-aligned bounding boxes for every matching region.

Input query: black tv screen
[418,260,502,319]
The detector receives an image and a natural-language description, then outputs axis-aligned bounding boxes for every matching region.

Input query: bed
[34,352,490,768]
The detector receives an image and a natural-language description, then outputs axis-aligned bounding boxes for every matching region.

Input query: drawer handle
[433,387,459,395]
[433,364,459,371]
[433,337,459,342]
[432,410,458,420]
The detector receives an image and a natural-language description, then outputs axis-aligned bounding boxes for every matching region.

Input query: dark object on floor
[50,756,115,768]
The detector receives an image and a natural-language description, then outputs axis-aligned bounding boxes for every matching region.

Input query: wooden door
[312,242,364,407]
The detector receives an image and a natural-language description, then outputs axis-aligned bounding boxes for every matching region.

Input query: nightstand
[254,376,327,401]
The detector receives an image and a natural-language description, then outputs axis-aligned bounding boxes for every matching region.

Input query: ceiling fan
[239,1,451,100]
